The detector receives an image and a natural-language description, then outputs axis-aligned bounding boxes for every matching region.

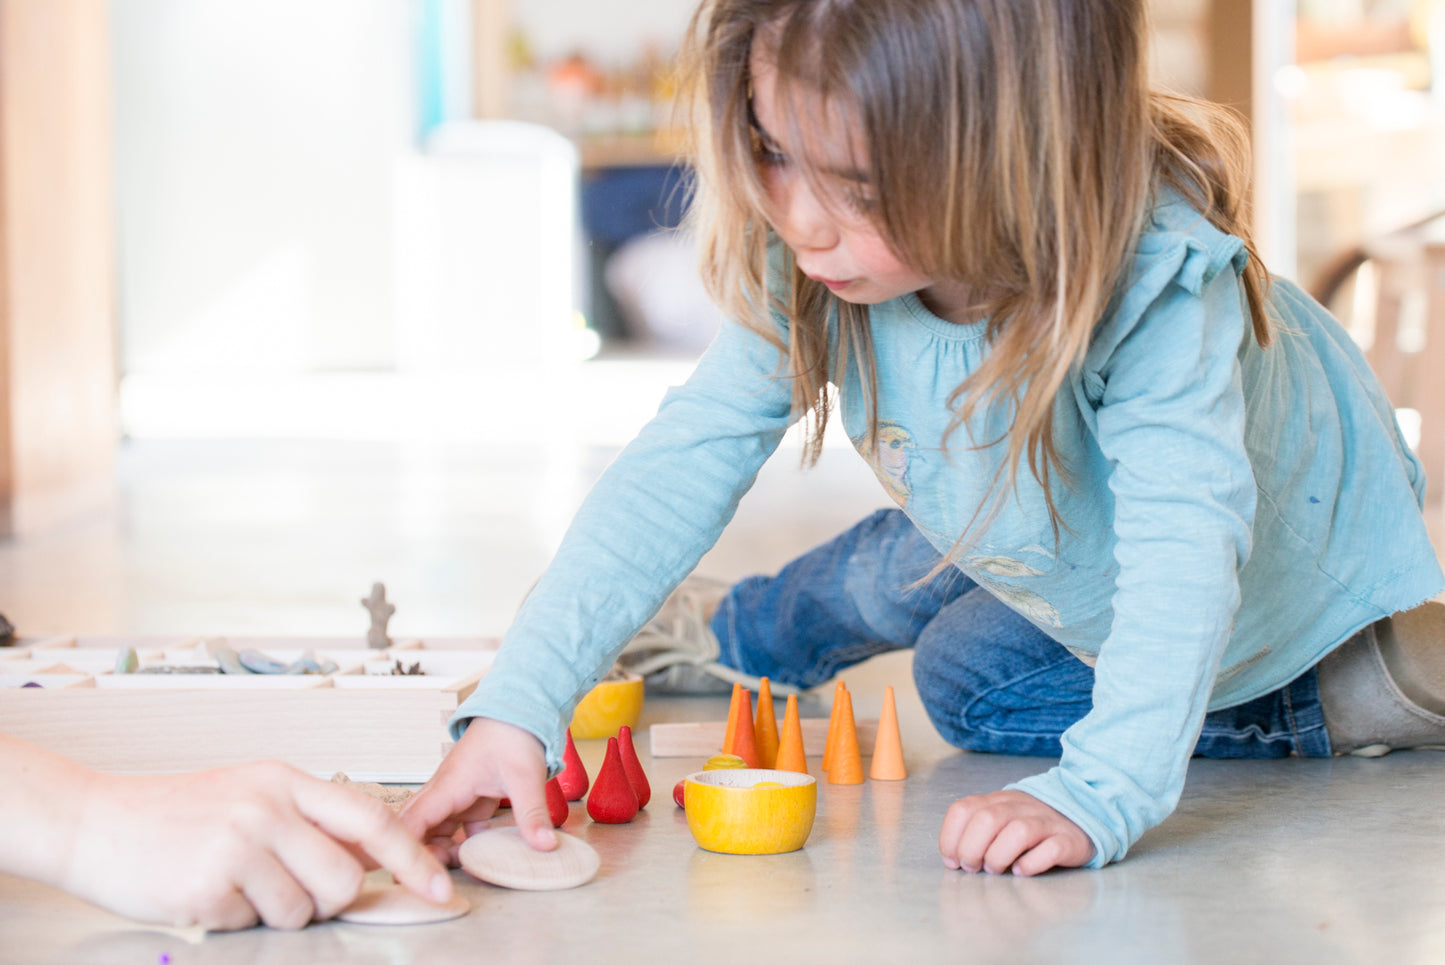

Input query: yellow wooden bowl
[568,672,645,739]
[684,768,817,855]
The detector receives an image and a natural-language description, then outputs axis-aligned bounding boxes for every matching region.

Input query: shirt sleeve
[450,316,797,773]
[1008,253,1257,866]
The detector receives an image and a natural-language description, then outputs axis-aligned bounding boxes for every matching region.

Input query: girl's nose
[772,174,837,252]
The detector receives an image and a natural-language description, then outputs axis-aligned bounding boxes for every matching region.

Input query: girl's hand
[399,717,556,866]
[938,790,1095,876]
[60,761,450,931]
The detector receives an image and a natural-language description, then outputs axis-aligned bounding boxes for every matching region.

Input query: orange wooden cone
[754,677,779,768]
[869,685,907,781]
[728,688,760,767]
[827,689,864,785]
[822,680,846,773]
[774,693,808,774]
[721,682,744,755]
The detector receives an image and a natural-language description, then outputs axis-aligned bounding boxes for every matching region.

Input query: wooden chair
[1311,210,1445,513]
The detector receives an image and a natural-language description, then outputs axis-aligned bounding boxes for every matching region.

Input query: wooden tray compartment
[0,636,500,782]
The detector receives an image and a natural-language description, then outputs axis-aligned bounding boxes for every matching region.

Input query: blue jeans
[712,508,1332,759]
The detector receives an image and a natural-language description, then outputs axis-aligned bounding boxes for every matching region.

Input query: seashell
[238,649,289,674]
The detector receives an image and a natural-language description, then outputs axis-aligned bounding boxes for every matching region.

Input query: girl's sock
[1317,601,1445,756]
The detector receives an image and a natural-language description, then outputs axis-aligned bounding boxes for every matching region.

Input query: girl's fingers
[503,779,558,852]
[1012,836,1067,877]
[980,819,1041,875]
[292,779,451,905]
[953,805,1008,873]
[937,799,977,868]
[237,851,316,931]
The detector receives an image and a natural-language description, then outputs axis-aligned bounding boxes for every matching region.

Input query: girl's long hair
[679,0,1271,549]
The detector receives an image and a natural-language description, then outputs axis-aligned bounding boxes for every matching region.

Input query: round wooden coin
[337,883,470,926]
[458,827,600,891]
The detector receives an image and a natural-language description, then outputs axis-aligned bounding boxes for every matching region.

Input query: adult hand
[58,760,452,931]
[938,789,1095,876]
[400,717,555,866]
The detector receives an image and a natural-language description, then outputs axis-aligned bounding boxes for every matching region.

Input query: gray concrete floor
[2,359,1445,964]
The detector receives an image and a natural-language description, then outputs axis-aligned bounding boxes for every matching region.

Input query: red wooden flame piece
[558,728,589,802]
[546,776,570,828]
[617,724,652,808]
[586,737,640,824]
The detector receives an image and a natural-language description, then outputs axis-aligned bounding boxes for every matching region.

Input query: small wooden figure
[774,693,808,775]
[558,729,590,801]
[755,676,780,768]
[586,736,640,823]
[869,685,907,781]
[362,582,396,649]
[827,689,865,785]
[617,724,651,808]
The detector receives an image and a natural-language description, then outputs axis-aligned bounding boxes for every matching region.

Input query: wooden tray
[0,635,499,782]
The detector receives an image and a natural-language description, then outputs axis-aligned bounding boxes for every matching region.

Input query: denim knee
[911,613,1093,757]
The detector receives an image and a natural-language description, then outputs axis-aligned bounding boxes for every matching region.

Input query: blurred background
[1,0,1443,638]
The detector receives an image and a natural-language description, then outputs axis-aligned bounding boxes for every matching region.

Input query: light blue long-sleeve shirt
[453,194,1444,866]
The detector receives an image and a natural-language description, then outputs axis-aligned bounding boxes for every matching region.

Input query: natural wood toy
[649,718,878,758]
[822,680,847,773]
[331,772,414,811]
[570,669,645,739]
[755,677,779,768]
[458,827,600,891]
[338,879,470,925]
[586,736,639,823]
[558,729,589,801]
[674,753,748,809]
[869,685,907,781]
[721,682,745,755]
[361,582,396,650]
[705,753,747,769]
[546,776,570,827]
[726,688,760,767]
[684,768,818,855]
[773,693,808,774]
[617,724,651,808]
[827,689,865,785]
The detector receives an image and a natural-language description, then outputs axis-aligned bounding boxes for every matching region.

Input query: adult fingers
[195,889,262,933]
[237,851,316,931]
[268,820,369,921]
[293,779,452,906]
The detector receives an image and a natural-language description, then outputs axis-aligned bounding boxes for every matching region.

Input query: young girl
[402,0,1445,875]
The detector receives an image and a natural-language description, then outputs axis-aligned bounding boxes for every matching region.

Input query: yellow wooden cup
[568,671,645,739]
[684,768,817,855]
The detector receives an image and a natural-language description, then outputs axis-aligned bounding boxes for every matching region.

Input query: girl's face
[749,45,972,323]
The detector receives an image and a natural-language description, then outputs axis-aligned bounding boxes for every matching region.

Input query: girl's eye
[754,141,788,168]
[844,189,878,214]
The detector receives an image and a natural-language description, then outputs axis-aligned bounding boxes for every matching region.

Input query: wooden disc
[337,883,470,926]
[458,828,600,891]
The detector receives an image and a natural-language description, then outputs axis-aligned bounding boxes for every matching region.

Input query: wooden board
[0,636,500,782]
[649,718,878,759]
